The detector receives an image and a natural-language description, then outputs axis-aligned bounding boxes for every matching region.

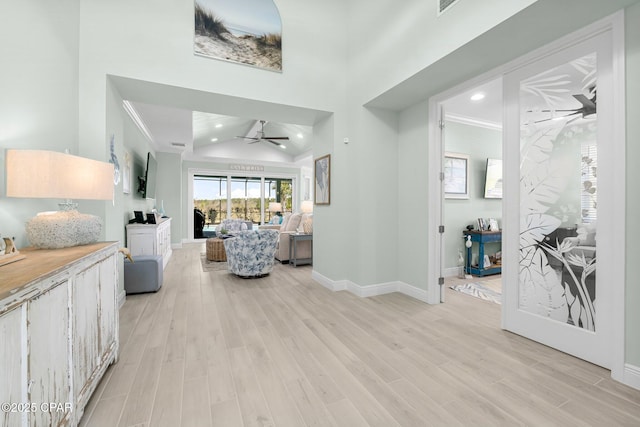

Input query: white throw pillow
[285,213,302,232]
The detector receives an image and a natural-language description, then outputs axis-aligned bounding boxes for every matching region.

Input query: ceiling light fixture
[470,92,486,101]
[215,124,223,128]
[297,133,303,139]
[211,138,218,142]
[280,145,286,149]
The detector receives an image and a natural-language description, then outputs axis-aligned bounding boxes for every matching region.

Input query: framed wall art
[314,154,330,205]
[444,152,469,199]
[122,150,132,194]
[194,0,282,72]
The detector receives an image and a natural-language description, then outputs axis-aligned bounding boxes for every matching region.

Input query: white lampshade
[6,149,114,249]
[6,150,114,200]
[301,200,313,213]
[268,202,282,213]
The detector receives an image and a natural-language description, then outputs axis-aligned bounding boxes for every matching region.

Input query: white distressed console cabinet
[126,217,172,269]
[0,242,119,426]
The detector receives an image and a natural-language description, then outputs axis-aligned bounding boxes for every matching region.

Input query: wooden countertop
[0,242,118,301]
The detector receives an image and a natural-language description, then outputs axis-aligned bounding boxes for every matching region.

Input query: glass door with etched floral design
[503,32,612,368]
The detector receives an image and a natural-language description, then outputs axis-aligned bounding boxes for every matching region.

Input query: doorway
[428,14,625,377]
[440,78,504,303]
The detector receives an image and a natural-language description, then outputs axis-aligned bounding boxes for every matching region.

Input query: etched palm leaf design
[518,53,597,331]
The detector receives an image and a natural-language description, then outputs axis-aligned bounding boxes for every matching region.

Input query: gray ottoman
[124,255,163,294]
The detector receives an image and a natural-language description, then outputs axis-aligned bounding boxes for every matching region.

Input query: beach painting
[194,0,282,72]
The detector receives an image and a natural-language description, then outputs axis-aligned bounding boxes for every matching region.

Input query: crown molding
[445,113,502,130]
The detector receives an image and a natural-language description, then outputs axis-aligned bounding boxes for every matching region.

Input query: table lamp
[300,200,313,213]
[6,149,114,249]
[300,200,313,233]
[268,202,282,224]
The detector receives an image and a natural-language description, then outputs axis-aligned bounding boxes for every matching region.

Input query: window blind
[580,144,597,223]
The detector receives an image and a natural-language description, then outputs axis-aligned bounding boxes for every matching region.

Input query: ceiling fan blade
[236,136,259,141]
[266,139,283,146]
[247,140,260,144]
[262,136,289,140]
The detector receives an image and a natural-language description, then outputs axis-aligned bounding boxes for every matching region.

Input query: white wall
[0,0,80,248]
[397,101,430,289]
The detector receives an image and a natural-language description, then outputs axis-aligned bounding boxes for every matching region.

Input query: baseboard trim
[311,270,430,303]
[623,364,640,391]
[444,267,461,277]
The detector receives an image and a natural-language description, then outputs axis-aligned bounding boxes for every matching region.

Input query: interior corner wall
[348,106,399,286]
[0,0,81,248]
[625,1,640,368]
[120,113,156,223]
[311,114,352,281]
[397,101,430,290]
[444,121,502,271]
[155,152,182,245]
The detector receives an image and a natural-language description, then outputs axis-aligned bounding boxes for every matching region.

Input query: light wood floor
[81,243,640,426]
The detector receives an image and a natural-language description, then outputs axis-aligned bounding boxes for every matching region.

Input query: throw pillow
[280,213,292,230]
[285,213,302,232]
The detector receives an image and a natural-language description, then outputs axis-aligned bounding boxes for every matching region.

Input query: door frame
[427,11,625,382]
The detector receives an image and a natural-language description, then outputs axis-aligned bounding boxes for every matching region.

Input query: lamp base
[26,210,102,249]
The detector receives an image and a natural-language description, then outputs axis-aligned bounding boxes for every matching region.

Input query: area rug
[450,280,502,304]
[200,254,228,272]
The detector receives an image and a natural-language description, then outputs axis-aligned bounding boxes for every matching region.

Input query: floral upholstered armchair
[223,229,279,277]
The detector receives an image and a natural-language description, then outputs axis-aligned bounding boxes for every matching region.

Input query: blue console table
[463,230,502,276]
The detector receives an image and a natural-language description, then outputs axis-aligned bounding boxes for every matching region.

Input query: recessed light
[215,124,223,128]
[280,145,286,149]
[211,137,218,142]
[297,133,303,139]
[470,92,486,101]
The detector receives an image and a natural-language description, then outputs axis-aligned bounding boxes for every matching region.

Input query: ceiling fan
[235,120,289,146]
[529,90,596,124]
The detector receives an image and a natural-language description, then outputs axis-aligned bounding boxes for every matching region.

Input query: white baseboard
[311,270,430,303]
[117,290,126,309]
[171,242,183,250]
[623,364,640,391]
[444,267,461,277]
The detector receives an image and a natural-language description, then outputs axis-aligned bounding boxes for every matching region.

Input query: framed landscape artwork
[314,154,330,205]
[194,0,282,72]
[444,152,469,199]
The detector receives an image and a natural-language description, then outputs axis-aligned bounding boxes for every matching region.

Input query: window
[194,175,227,225]
[581,144,597,223]
[231,177,262,222]
[193,174,294,226]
